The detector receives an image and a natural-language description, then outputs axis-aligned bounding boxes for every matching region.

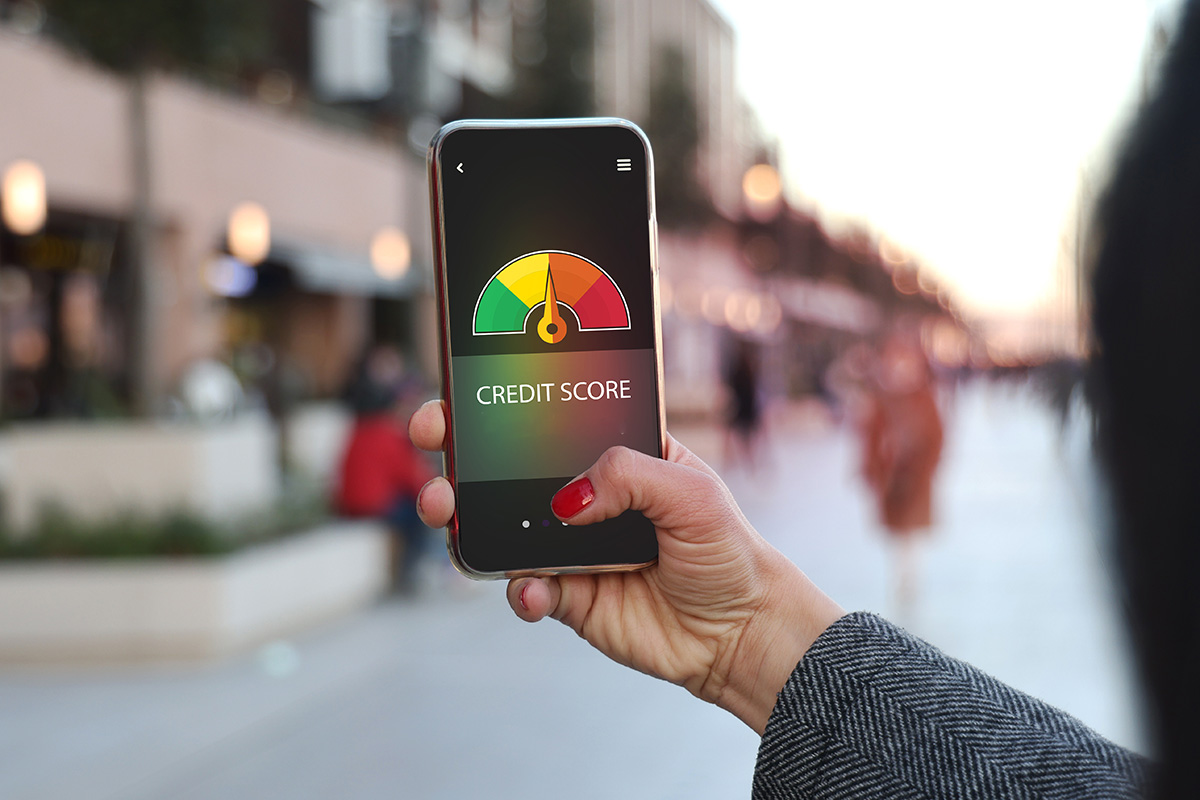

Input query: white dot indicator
[562,522,568,526]
[522,520,530,528]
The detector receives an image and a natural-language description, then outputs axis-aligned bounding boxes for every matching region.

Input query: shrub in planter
[0,487,329,560]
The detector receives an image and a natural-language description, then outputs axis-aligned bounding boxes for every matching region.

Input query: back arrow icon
[456,162,464,173]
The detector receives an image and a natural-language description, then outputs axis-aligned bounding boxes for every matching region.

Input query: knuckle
[598,446,639,484]
[685,470,723,508]
[678,470,737,524]
[692,469,724,498]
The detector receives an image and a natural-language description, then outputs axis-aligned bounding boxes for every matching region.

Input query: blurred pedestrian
[722,339,764,472]
[335,345,435,594]
[859,333,944,612]
[1039,357,1084,446]
[823,342,875,426]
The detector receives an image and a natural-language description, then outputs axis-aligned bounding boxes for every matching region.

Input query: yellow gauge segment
[495,252,550,305]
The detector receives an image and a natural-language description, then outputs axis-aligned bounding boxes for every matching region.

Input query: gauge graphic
[473,250,630,344]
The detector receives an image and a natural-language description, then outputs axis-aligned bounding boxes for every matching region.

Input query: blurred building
[0,0,958,431]
[594,0,744,218]
[0,24,426,420]
[590,0,957,411]
[306,0,784,414]
[309,0,517,124]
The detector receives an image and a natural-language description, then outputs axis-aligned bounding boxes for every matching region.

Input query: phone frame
[427,117,667,580]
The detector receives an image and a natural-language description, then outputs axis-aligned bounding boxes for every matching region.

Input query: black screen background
[434,123,661,574]
[439,126,657,356]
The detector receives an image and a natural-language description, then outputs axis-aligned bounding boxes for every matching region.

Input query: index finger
[408,399,448,453]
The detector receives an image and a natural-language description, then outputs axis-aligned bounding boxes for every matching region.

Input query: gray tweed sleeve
[753,612,1149,799]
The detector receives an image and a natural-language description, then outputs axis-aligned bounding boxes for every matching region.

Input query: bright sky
[709,0,1181,319]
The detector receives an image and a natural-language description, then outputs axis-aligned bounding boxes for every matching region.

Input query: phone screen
[432,122,662,575]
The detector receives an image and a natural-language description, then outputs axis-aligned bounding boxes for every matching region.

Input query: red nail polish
[551,477,594,518]
[518,582,530,611]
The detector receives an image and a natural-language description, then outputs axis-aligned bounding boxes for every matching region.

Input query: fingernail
[551,477,594,519]
[518,582,530,611]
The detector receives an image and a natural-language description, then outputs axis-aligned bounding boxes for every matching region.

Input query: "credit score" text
[476,380,632,405]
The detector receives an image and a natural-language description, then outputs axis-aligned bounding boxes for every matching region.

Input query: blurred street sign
[312,0,392,101]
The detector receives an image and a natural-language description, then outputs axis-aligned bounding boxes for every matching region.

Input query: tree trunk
[127,69,159,417]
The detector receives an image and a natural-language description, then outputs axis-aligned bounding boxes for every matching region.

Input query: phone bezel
[427,118,667,580]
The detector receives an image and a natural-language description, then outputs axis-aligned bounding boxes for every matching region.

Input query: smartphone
[427,118,665,579]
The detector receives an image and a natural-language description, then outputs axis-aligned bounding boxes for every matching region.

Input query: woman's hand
[409,400,844,734]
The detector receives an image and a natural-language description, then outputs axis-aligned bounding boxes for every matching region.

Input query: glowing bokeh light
[203,254,258,297]
[227,202,271,266]
[2,160,47,236]
[743,164,782,206]
[370,227,411,280]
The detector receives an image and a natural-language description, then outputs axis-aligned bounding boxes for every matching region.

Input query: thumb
[550,446,741,543]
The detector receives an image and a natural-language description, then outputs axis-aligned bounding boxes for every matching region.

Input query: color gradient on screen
[473,251,630,337]
[451,348,658,484]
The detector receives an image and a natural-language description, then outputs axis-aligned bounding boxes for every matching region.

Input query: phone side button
[649,215,659,273]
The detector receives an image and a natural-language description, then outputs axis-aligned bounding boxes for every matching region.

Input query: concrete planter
[0,520,389,664]
[0,413,280,530]
[284,402,352,487]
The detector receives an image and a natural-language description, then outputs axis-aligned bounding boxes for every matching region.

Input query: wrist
[713,549,844,734]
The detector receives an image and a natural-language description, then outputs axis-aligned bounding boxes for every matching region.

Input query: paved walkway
[0,381,1143,800]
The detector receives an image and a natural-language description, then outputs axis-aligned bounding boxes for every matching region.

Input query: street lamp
[227,202,271,265]
[742,163,782,221]
[370,226,411,280]
[2,160,47,236]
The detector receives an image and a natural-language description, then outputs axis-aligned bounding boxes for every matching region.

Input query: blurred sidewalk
[0,381,1143,800]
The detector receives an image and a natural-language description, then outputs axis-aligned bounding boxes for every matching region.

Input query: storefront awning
[271,238,416,298]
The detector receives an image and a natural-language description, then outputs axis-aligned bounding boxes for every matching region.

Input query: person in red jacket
[858,332,944,613]
[335,345,436,592]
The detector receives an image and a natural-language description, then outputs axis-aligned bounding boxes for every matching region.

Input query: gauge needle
[537,268,567,344]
